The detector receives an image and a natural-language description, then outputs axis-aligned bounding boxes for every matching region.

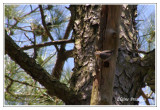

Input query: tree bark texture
[113,5,139,105]
[70,5,101,105]
[71,5,155,105]
[113,48,155,105]
[112,5,155,105]
[90,5,122,105]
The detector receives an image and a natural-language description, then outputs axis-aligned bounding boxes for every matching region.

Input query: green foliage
[46,5,69,40]
[5,55,63,105]
[60,67,72,87]
[5,5,18,19]
[53,8,67,26]
[35,47,56,70]
[31,23,44,36]
[137,6,155,52]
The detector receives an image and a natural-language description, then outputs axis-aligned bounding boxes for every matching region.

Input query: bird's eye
[104,61,109,67]
[47,22,52,26]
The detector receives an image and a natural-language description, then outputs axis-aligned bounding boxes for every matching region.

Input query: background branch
[39,5,59,51]
[21,39,74,50]
[51,5,76,79]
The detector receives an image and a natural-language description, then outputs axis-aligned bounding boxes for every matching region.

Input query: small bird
[95,50,114,62]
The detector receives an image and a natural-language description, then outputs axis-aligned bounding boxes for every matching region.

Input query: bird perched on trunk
[95,50,114,62]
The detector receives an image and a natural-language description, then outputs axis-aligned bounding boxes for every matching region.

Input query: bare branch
[63,5,75,40]
[21,7,39,19]
[24,33,34,44]
[39,5,53,41]
[51,5,76,79]
[140,89,150,105]
[21,39,74,50]
[126,48,155,54]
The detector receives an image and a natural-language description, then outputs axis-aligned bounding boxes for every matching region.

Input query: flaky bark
[113,5,155,105]
[70,5,101,104]
[113,48,155,105]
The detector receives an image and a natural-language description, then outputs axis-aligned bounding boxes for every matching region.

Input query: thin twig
[127,48,155,54]
[21,7,39,19]
[5,75,44,89]
[24,33,34,44]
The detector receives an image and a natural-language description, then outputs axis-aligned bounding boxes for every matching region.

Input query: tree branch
[63,5,75,40]
[51,5,76,79]
[39,5,59,51]
[5,31,81,105]
[51,49,74,79]
[140,89,150,105]
[21,39,74,50]
[21,7,39,19]
[126,48,155,54]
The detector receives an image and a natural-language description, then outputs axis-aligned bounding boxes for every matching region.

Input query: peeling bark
[70,5,101,104]
[70,5,154,105]
[113,5,155,105]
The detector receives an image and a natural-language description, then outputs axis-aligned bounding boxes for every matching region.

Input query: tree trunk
[70,5,101,104]
[113,48,155,105]
[113,5,155,105]
[70,5,155,105]
[90,5,122,105]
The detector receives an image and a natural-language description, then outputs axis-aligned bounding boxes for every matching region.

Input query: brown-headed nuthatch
[95,50,114,62]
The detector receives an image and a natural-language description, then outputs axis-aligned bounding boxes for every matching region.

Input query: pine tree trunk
[90,5,122,105]
[70,5,101,104]
[113,5,155,105]
[70,5,155,105]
